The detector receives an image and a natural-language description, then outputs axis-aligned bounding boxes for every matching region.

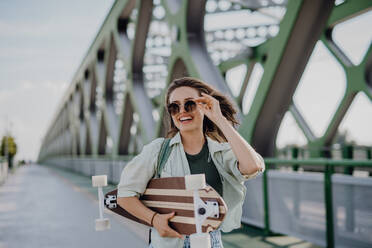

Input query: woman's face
[168,86,204,133]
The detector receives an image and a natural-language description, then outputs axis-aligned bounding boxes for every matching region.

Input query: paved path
[0,164,147,248]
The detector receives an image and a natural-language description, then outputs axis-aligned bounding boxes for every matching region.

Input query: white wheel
[185,174,206,190]
[190,233,211,248]
[92,175,107,187]
[95,218,110,231]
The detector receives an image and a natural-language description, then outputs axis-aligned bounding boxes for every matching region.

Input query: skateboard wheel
[185,174,206,190]
[190,233,211,248]
[206,226,214,233]
[92,175,107,187]
[95,218,110,231]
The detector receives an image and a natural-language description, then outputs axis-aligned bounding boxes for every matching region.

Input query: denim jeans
[148,230,224,248]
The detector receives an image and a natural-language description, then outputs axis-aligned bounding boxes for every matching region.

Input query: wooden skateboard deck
[104,176,227,235]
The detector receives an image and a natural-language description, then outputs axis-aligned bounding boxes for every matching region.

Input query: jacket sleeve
[117,138,164,198]
[220,146,265,183]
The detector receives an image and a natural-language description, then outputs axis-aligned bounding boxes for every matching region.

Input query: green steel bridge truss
[38,0,372,161]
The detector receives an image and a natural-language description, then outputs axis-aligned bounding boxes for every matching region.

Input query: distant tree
[0,136,17,168]
[334,130,356,145]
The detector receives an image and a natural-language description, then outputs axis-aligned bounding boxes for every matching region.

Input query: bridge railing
[44,154,372,247]
[252,158,372,248]
[0,157,8,185]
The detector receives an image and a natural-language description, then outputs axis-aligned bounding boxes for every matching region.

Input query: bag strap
[155,138,171,178]
[150,138,172,244]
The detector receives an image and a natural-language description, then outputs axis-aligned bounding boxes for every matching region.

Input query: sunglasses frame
[167,100,197,116]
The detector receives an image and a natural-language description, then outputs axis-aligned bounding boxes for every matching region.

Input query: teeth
[180,117,192,121]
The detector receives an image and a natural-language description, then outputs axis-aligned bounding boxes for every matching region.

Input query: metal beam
[241,0,335,157]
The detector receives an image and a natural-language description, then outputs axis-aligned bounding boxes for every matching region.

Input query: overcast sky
[0,0,114,160]
[0,1,371,161]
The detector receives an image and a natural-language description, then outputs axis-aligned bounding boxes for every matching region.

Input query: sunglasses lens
[168,103,179,115]
[168,100,196,115]
[184,100,196,112]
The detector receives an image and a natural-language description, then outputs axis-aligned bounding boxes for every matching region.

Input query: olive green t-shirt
[185,142,223,196]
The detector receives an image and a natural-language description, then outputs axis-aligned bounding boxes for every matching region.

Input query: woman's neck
[180,129,205,155]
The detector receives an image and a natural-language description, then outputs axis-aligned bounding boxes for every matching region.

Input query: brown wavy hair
[165,77,239,142]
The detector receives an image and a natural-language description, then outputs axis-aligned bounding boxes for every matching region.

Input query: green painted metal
[324,164,335,248]
[296,1,372,157]
[327,0,372,27]
[246,0,372,158]
[239,0,304,142]
[264,158,372,167]
[318,36,372,149]
[342,145,354,174]
[238,0,336,160]
[289,104,316,142]
[262,167,270,236]
[291,147,299,171]
[36,1,372,247]
[38,0,372,162]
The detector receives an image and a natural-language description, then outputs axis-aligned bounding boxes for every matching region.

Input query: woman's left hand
[195,92,225,125]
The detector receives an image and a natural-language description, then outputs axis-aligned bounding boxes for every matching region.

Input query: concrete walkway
[0,164,147,248]
[0,164,321,248]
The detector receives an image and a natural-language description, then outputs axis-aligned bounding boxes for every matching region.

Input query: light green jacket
[118,132,265,248]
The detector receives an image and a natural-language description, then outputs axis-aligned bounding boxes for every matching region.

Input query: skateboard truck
[185,174,220,248]
[92,175,111,231]
[105,194,117,209]
[194,196,220,231]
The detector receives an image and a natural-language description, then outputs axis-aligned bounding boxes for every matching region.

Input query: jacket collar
[169,132,182,146]
[169,132,230,153]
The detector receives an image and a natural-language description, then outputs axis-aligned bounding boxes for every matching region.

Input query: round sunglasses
[167,100,197,116]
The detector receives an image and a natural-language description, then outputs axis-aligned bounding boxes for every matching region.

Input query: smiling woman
[165,78,239,144]
[117,77,265,248]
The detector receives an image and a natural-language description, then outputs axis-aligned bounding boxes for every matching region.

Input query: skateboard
[92,174,228,247]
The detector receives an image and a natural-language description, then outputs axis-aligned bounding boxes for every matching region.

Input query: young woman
[117,77,265,248]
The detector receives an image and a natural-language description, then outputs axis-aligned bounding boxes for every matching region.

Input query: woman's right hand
[152,212,183,239]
